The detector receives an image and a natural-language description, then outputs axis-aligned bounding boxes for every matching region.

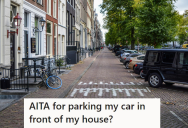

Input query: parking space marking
[70,88,150,97]
[170,111,188,126]
[146,87,151,92]
[77,81,139,86]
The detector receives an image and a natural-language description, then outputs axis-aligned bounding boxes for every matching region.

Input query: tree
[137,0,179,48]
[101,0,140,49]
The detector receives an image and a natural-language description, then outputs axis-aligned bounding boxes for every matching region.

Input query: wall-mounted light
[7,13,22,38]
[33,17,46,33]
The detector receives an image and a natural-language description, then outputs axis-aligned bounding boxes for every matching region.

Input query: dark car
[134,62,144,78]
[143,49,188,88]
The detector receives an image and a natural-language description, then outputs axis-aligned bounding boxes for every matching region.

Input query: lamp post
[7,13,22,38]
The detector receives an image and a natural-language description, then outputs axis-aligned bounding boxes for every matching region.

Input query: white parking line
[170,111,188,126]
[70,88,150,97]
[146,87,151,92]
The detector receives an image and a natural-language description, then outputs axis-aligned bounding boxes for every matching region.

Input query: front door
[24,31,29,65]
[10,32,15,77]
[160,52,178,81]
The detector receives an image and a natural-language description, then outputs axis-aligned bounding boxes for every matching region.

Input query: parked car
[120,54,130,63]
[143,49,188,88]
[128,55,145,70]
[134,62,144,78]
[119,50,138,57]
[123,53,142,68]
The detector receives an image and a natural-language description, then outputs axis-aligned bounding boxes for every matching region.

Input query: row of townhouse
[0,0,103,77]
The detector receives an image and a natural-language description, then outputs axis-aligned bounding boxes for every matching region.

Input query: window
[10,5,17,28]
[35,17,41,55]
[47,0,51,15]
[58,0,61,23]
[54,24,57,56]
[47,21,52,55]
[24,12,28,27]
[137,56,145,60]
[178,52,188,65]
[148,52,160,62]
[37,0,43,5]
[53,0,57,18]
[162,52,175,64]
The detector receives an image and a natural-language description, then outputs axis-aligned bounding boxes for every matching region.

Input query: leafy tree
[137,0,179,48]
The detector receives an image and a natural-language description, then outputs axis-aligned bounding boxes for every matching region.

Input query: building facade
[46,0,58,57]
[0,0,24,77]
[23,0,46,65]
[58,0,67,56]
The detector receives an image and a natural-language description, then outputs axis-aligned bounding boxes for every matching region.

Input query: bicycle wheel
[46,75,62,89]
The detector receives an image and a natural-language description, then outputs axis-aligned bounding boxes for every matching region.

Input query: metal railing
[0,67,29,91]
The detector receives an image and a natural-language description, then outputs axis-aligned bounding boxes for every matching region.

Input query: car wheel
[125,62,129,69]
[164,82,174,86]
[148,73,162,88]
[139,70,144,79]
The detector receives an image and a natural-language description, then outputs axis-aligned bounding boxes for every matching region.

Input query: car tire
[125,62,129,69]
[148,73,162,88]
[139,70,144,79]
[164,82,174,86]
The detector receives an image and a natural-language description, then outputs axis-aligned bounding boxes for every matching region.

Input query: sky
[94,0,188,42]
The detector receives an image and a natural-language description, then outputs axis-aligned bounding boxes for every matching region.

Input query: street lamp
[7,13,22,38]
[33,17,46,32]
[40,17,46,31]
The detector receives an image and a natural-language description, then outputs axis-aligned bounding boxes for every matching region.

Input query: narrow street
[67,48,188,128]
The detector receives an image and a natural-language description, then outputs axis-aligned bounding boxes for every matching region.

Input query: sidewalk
[0,51,100,128]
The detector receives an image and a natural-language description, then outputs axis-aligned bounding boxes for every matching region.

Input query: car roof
[146,49,187,52]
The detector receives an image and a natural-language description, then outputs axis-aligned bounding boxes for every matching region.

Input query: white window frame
[47,21,52,55]
[54,23,57,56]
[47,0,51,15]
[53,0,57,18]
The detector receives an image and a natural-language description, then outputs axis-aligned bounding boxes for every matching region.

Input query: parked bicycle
[36,66,62,89]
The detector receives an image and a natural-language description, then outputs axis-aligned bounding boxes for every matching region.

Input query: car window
[148,52,160,62]
[137,56,145,60]
[178,52,188,65]
[162,52,175,64]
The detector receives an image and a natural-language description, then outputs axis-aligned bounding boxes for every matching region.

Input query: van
[143,49,188,87]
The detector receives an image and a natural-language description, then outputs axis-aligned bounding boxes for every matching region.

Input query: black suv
[143,49,188,88]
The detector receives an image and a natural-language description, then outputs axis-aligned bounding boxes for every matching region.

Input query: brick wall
[26,0,45,11]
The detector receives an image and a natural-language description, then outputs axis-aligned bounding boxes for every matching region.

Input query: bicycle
[36,66,62,89]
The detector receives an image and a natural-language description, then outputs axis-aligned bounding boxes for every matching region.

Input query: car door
[160,52,178,81]
[177,52,188,82]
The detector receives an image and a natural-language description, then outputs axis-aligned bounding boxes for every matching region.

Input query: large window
[47,21,52,55]
[162,52,175,64]
[47,0,51,15]
[54,24,57,56]
[35,17,41,55]
[10,5,17,28]
[53,0,57,18]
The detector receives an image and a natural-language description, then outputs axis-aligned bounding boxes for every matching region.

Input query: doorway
[10,32,15,77]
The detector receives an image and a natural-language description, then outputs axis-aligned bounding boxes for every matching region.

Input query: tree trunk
[131,28,135,50]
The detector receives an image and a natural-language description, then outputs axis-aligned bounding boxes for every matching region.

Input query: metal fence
[0,67,29,91]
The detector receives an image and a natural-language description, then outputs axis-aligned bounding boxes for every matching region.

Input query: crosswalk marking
[77,81,143,86]
[70,88,149,97]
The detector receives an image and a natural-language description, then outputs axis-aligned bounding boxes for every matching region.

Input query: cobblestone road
[67,48,188,128]
[0,48,188,128]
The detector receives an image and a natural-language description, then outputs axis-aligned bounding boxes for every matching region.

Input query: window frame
[46,21,53,55]
[47,0,51,15]
[53,0,57,18]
